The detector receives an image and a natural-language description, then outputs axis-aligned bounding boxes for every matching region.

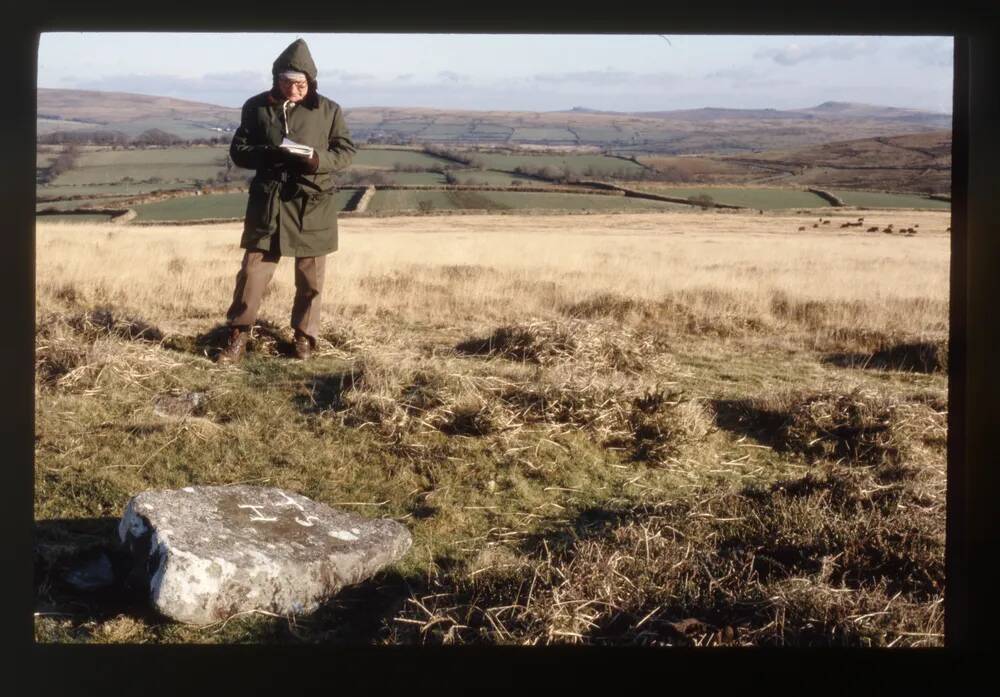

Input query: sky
[37,33,954,113]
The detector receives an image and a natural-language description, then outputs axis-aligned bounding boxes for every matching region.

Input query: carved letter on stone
[273,491,306,512]
[238,504,278,522]
[294,515,322,527]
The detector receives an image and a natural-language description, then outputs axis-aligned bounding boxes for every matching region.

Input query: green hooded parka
[230,39,356,256]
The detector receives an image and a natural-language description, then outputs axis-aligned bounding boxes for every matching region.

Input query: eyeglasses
[279,78,308,89]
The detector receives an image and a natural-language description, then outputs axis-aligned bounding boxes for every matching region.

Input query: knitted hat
[279,70,307,81]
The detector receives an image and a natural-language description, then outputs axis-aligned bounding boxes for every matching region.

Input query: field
[37,198,133,211]
[131,191,360,222]
[630,185,832,209]
[375,172,449,186]
[34,210,947,646]
[471,153,647,177]
[830,190,951,210]
[49,146,229,185]
[39,146,231,200]
[450,170,542,186]
[352,149,454,170]
[35,213,116,223]
[364,190,687,213]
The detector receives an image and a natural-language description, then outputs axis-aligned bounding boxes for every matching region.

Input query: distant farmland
[352,148,454,170]
[635,186,833,209]
[471,152,646,177]
[364,189,686,213]
[829,190,951,210]
[132,190,360,221]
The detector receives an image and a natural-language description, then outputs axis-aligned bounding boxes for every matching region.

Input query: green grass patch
[640,186,832,209]
[353,148,454,170]
[32,309,945,646]
[829,190,951,209]
[38,183,180,198]
[379,171,449,185]
[473,153,646,177]
[35,214,116,223]
[451,170,542,186]
[365,189,686,212]
[48,146,229,188]
[37,198,132,212]
[132,191,358,221]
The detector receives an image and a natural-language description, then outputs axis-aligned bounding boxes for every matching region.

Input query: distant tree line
[38,143,81,184]
[38,128,232,147]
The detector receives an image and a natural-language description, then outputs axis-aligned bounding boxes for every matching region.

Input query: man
[219,38,356,363]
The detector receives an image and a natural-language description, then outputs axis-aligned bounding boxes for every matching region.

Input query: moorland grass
[33,212,948,645]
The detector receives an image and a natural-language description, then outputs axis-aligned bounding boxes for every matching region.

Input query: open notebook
[279,137,315,158]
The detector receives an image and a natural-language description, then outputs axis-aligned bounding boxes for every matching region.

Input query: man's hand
[298,151,320,174]
[281,149,319,174]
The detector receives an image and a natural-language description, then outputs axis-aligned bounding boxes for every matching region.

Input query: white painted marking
[328,530,359,541]
[294,515,321,527]
[238,504,278,522]
[273,491,306,512]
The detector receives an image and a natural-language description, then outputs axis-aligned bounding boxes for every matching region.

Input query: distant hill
[37,88,239,140]
[636,130,951,194]
[37,88,951,155]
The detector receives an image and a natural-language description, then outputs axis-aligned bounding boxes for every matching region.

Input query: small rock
[152,391,207,419]
[118,485,412,625]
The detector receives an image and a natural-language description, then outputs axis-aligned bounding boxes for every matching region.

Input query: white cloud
[755,40,879,66]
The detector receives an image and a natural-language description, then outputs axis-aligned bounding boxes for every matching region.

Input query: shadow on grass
[162,320,296,361]
[823,341,947,374]
[291,370,361,414]
[34,517,161,630]
[708,398,792,450]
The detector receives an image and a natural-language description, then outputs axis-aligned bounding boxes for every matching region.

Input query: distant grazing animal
[798,226,806,231]
[857,217,864,222]
[867,226,880,232]
[883,227,894,233]
[822,220,831,225]
[813,223,819,228]
[914,224,919,228]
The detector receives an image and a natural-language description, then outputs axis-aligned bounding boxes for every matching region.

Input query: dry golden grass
[36,210,948,345]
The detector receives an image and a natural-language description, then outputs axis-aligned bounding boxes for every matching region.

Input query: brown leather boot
[293,331,313,360]
[217,326,249,364]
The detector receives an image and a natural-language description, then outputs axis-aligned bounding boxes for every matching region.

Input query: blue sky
[37,33,953,113]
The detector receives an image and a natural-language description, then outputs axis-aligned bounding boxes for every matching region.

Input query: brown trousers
[225,250,326,342]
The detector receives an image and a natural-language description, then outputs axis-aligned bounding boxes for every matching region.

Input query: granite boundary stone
[118,485,412,624]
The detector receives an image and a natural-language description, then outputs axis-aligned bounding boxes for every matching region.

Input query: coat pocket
[300,190,336,231]
[245,179,280,235]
